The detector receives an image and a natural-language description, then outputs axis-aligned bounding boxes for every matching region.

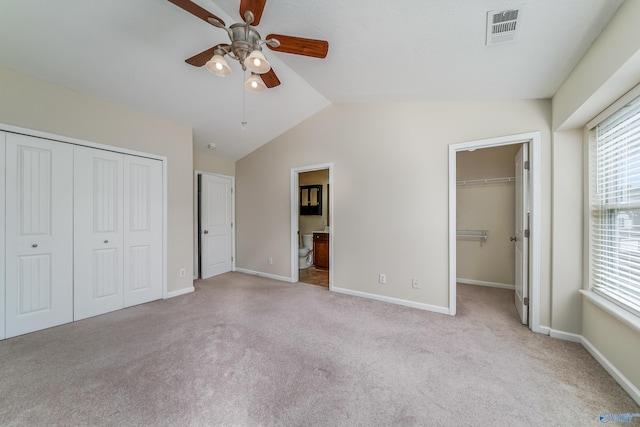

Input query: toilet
[298,234,314,269]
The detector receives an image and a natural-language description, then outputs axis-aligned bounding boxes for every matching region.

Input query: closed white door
[514,144,529,324]
[200,174,233,279]
[74,146,124,320]
[5,133,74,338]
[123,156,163,307]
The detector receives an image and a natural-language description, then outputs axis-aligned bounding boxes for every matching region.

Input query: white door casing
[0,132,6,339]
[123,156,163,307]
[514,144,529,324]
[74,146,125,320]
[449,132,542,333]
[289,164,334,287]
[5,133,74,338]
[200,174,232,279]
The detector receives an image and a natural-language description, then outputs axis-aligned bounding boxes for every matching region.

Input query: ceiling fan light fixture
[245,49,270,74]
[169,0,329,91]
[205,53,232,77]
[244,73,266,92]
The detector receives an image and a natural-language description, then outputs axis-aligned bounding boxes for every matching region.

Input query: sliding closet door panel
[0,132,5,340]
[5,133,74,338]
[123,156,162,307]
[74,146,124,321]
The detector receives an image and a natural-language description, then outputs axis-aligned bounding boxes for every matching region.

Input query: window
[590,94,640,317]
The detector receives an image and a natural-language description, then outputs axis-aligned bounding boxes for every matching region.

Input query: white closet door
[0,132,6,340]
[514,144,529,324]
[123,155,163,307]
[74,146,124,320]
[5,133,74,338]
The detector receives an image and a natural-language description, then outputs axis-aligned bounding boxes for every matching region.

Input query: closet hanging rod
[456,229,489,247]
[456,176,515,186]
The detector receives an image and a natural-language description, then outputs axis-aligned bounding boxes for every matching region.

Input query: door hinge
[231,256,234,262]
[231,188,233,194]
[524,160,530,170]
[231,222,233,227]
[524,229,529,238]
[524,297,529,306]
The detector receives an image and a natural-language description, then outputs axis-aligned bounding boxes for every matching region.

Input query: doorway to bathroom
[290,163,333,289]
[448,132,543,334]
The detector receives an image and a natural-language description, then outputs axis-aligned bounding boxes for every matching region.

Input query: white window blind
[591,94,640,317]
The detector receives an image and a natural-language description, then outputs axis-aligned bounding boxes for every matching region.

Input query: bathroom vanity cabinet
[313,232,329,270]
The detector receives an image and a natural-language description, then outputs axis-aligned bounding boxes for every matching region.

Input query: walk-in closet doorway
[448,131,544,334]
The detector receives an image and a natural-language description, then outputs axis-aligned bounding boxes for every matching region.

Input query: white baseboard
[581,336,640,406]
[550,328,582,343]
[537,325,551,335]
[234,268,293,283]
[457,278,515,290]
[234,270,447,315]
[547,328,640,405]
[331,286,450,315]
[165,286,194,299]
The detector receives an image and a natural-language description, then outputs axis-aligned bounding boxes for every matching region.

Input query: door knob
[510,236,518,242]
[203,230,209,234]
[104,240,109,243]
[32,244,38,248]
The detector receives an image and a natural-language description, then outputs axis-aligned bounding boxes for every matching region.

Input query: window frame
[587,85,640,319]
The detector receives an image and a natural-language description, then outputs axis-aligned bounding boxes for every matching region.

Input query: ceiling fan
[168,0,329,92]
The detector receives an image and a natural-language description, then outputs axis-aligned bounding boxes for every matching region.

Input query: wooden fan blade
[168,0,225,27]
[185,44,228,67]
[260,68,281,88]
[265,34,328,58]
[240,0,267,26]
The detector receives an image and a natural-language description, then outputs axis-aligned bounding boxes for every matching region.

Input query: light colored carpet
[0,272,638,426]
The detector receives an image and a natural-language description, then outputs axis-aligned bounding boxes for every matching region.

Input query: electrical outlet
[268,257,273,265]
[412,277,420,289]
[179,268,186,278]
[379,273,387,284]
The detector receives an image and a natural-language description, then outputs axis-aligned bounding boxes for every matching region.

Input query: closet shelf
[456,176,515,186]
[456,229,489,247]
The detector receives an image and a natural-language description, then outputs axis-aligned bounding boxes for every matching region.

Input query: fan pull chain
[241,70,248,129]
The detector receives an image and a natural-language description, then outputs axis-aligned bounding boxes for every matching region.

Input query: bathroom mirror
[300,185,322,215]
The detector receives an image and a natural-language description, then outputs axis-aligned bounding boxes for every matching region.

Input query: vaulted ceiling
[0,0,623,159]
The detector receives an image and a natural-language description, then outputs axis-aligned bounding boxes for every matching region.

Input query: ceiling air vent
[486,9,522,46]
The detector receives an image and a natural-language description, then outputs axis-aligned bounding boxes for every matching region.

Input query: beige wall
[550,129,584,333]
[583,299,640,389]
[553,0,640,131]
[0,67,194,293]
[551,0,640,393]
[456,145,520,285]
[236,99,552,315]
[194,151,235,177]
[299,170,330,236]
[457,145,520,181]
